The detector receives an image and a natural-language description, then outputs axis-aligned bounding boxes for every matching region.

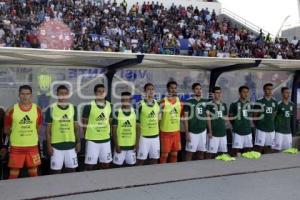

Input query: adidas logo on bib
[19,115,32,124]
[96,113,106,121]
[59,114,71,122]
[148,110,156,118]
[122,120,132,128]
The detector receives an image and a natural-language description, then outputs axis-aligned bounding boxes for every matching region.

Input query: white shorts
[273,132,292,150]
[232,133,253,149]
[84,140,112,165]
[137,136,160,160]
[113,150,136,165]
[50,147,78,170]
[185,130,207,152]
[255,129,275,147]
[207,136,227,154]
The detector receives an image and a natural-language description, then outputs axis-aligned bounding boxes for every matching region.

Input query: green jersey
[255,97,277,132]
[229,100,252,135]
[184,98,208,133]
[275,101,294,134]
[207,101,228,137]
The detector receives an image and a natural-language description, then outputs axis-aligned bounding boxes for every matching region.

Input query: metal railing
[221,7,274,38]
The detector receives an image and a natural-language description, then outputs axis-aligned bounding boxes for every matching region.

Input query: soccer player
[254,83,277,153]
[5,85,42,179]
[273,87,294,151]
[136,83,160,165]
[229,86,253,156]
[206,86,229,158]
[46,85,81,174]
[159,81,183,163]
[82,84,112,170]
[184,83,212,161]
[112,92,139,166]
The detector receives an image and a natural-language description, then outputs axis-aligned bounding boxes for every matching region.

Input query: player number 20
[266,107,273,114]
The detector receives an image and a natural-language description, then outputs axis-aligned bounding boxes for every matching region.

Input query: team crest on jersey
[221,105,225,110]
[290,106,293,111]
[272,102,275,107]
[246,104,251,110]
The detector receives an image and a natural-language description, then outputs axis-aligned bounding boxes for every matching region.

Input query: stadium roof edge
[0,47,299,71]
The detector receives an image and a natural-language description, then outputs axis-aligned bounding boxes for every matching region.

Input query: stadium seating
[0,0,299,59]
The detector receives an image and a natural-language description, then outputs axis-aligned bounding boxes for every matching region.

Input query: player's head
[281,87,290,100]
[167,81,177,97]
[56,85,69,102]
[121,91,132,108]
[192,83,201,97]
[19,85,32,104]
[213,86,222,101]
[239,85,249,100]
[263,83,273,97]
[144,83,155,99]
[94,84,106,100]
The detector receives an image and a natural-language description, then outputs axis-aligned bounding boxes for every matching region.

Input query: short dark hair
[121,91,131,97]
[192,83,201,90]
[144,83,154,91]
[239,85,249,93]
[263,83,273,90]
[167,81,177,89]
[94,84,105,93]
[56,85,69,93]
[19,85,32,94]
[281,87,289,93]
[213,86,221,93]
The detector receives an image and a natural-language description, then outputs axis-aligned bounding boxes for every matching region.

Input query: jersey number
[197,107,203,115]
[242,110,248,117]
[217,111,223,118]
[72,157,78,166]
[285,111,290,118]
[266,107,273,114]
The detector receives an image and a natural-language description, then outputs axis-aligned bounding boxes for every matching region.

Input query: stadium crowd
[0,0,299,59]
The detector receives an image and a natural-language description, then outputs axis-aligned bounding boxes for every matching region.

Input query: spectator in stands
[0,0,297,59]
[291,36,299,46]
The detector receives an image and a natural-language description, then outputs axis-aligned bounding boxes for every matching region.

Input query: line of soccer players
[1,81,294,179]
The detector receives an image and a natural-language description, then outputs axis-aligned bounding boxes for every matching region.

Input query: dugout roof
[0,47,299,71]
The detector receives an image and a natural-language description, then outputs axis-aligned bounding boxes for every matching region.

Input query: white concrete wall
[114,0,222,14]
[282,25,300,41]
